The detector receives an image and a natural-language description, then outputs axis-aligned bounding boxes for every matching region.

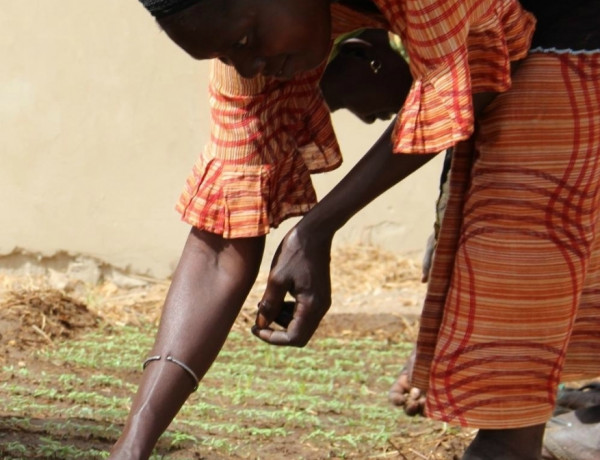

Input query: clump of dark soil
[0,289,100,354]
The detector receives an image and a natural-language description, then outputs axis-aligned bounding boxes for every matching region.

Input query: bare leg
[463,424,545,460]
[109,228,265,460]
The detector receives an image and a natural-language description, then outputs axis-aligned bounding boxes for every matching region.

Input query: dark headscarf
[139,0,203,18]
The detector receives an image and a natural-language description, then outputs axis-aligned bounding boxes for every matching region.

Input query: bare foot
[388,348,426,416]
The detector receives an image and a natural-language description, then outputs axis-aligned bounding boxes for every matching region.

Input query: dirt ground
[0,246,477,459]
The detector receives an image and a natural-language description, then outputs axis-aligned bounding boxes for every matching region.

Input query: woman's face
[158,0,332,79]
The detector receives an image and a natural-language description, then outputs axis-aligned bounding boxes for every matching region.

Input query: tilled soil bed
[0,246,476,459]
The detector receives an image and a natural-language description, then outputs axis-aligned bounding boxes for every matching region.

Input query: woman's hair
[139,0,203,18]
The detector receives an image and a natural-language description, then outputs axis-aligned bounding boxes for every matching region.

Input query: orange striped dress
[176,0,600,428]
[413,51,600,428]
[176,0,534,237]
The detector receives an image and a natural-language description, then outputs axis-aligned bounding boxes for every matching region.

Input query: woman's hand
[252,225,333,347]
[253,119,437,347]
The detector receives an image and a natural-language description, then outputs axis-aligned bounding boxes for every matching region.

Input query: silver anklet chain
[142,355,199,392]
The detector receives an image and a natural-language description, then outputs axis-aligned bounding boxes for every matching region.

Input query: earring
[370,59,382,74]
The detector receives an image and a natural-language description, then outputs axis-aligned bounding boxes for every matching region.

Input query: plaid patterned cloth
[176,64,339,237]
[176,0,535,237]
[413,51,600,428]
[176,1,600,430]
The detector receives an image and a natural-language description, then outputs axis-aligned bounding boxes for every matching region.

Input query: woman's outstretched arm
[254,120,438,346]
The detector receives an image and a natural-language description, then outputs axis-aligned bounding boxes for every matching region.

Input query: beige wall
[0,1,444,279]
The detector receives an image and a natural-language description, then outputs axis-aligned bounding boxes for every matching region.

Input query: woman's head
[140,0,204,19]
[140,0,333,80]
[319,29,413,124]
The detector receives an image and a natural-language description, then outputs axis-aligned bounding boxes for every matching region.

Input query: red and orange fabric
[176,65,340,237]
[176,0,534,237]
[176,0,600,429]
[413,51,600,428]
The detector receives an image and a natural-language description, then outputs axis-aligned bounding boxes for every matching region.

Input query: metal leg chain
[142,354,199,392]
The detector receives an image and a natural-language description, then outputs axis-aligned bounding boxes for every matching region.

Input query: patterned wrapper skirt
[412,51,600,429]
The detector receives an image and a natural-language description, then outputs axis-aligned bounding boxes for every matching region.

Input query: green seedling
[0,319,446,459]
